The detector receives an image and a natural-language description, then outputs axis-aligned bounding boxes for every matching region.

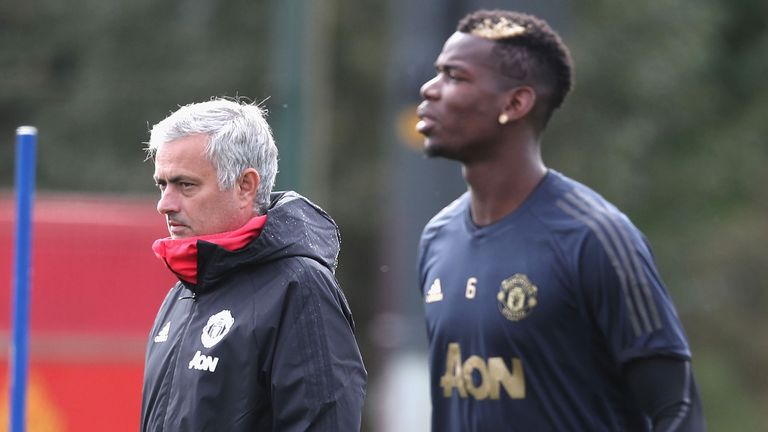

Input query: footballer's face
[416,32,509,162]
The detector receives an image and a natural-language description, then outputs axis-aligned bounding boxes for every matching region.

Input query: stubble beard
[423,138,464,162]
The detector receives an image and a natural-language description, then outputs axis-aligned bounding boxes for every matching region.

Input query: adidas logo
[154,322,170,343]
[426,278,444,303]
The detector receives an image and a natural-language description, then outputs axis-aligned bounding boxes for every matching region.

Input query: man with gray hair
[140,98,366,431]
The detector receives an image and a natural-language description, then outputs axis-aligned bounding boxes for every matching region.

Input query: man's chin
[423,140,442,158]
[168,225,193,239]
[423,140,455,159]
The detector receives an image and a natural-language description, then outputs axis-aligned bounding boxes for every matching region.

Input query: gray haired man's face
[153,134,252,238]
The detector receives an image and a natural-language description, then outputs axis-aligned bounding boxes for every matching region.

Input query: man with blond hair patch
[416,10,705,431]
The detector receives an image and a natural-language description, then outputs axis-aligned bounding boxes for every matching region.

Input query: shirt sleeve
[417,229,432,295]
[578,212,691,365]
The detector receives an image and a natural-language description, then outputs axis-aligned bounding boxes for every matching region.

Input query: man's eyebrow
[154,175,194,184]
[436,63,465,74]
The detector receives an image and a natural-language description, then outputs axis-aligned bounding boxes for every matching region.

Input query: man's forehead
[152,136,214,179]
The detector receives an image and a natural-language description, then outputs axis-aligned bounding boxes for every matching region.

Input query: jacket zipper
[162,289,198,430]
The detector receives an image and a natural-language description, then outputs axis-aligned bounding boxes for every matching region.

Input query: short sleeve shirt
[418,170,690,432]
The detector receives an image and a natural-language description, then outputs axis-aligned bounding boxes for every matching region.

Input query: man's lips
[416,105,437,135]
[167,220,189,233]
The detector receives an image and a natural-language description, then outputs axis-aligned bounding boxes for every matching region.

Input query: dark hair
[458,10,574,127]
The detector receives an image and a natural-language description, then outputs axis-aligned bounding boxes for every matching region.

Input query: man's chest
[421,233,581,344]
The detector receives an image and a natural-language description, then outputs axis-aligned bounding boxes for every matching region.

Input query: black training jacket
[140,191,367,431]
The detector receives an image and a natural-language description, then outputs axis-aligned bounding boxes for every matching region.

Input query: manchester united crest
[497,274,538,321]
[201,310,235,348]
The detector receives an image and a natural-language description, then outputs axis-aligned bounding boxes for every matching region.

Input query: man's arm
[625,356,706,431]
[271,262,367,431]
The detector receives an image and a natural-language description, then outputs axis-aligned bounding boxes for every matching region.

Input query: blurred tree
[1,0,275,192]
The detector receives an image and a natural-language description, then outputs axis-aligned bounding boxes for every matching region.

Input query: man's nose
[157,188,179,215]
[420,75,441,100]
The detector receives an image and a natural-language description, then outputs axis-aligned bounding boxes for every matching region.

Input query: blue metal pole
[9,126,37,432]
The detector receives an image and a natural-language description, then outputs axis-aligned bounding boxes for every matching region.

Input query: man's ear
[501,86,537,122]
[237,168,260,207]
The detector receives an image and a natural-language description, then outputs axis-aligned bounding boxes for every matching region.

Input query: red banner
[1,193,176,431]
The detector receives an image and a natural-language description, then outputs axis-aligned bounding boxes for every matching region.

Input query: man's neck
[462,140,546,226]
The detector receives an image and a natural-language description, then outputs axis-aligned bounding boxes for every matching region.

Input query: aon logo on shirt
[440,343,525,400]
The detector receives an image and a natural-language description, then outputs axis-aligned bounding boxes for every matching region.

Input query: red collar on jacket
[152,215,267,284]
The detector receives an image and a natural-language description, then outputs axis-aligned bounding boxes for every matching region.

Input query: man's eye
[441,71,460,82]
[180,182,194,189]
[155,183,166,191]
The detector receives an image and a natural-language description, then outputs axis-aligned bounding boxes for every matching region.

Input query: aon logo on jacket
[189,351,220,372]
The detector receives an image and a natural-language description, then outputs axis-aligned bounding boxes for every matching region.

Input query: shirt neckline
[462,169,553,237]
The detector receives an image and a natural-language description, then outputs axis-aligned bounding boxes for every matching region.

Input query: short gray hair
[146,98,279,214]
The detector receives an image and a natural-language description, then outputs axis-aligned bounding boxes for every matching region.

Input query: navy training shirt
[418,170,691,432]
